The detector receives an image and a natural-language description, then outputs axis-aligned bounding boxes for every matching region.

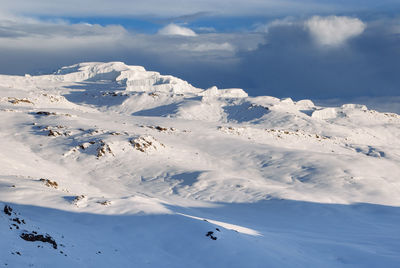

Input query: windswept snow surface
[1,62,400,267]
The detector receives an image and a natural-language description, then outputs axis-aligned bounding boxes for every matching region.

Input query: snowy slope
[1,62,400,267]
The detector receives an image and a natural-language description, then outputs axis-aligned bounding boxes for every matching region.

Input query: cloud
[0,14,261,75]
[254,17,296,33]
[305,16,366,47]
[194,27,216,33]
[4,0,394,18]
[231,16,400,99]
[0,13,399,105]
[157,24,197,36]
[180,42,235,52]
[257,16,366,47]
[157,12,211,24]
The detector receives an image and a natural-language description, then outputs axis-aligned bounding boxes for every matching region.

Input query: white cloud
[305,16,366,47]
[180,42,235,52]
[254,17,296,33]
[0,13,127,39]
[158,24,197,36]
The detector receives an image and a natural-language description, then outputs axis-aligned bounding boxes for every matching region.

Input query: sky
[1,0,400,101]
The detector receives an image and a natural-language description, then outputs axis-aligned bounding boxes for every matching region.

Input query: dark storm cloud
[232,18,400,99]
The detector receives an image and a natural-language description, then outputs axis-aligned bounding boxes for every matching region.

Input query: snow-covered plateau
[1,62,399,267]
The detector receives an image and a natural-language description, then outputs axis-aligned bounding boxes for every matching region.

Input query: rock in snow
[0,62,400,267]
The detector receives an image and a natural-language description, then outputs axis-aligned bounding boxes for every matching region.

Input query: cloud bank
[5,0,395,17]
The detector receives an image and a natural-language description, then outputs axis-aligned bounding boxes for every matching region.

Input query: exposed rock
[39,178,59,189]
[206,231,217,240]
[3,205,12,216]
[130,135,165,153]
[97,200,111,206]
[48,129,63,137]
[9,98,34,105]
[36,111,56,116]
[97,140,114,158]
[20,232,58,249]
[72,195,86,206]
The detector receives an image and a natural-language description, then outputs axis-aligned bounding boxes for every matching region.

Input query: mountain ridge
[1,62,399,267]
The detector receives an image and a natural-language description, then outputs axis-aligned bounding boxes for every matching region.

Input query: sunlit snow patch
[178,213,262,236]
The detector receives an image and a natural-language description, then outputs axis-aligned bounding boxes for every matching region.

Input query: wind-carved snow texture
[1,62,400,267]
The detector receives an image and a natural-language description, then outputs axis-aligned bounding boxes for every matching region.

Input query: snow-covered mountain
[1,62,399,267]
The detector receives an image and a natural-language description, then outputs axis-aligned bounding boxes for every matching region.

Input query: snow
[200,86,248,98]
[311,107,338,119]
[1,61,400,267]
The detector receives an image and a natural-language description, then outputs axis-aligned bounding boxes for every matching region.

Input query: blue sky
[0,0,400,100]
